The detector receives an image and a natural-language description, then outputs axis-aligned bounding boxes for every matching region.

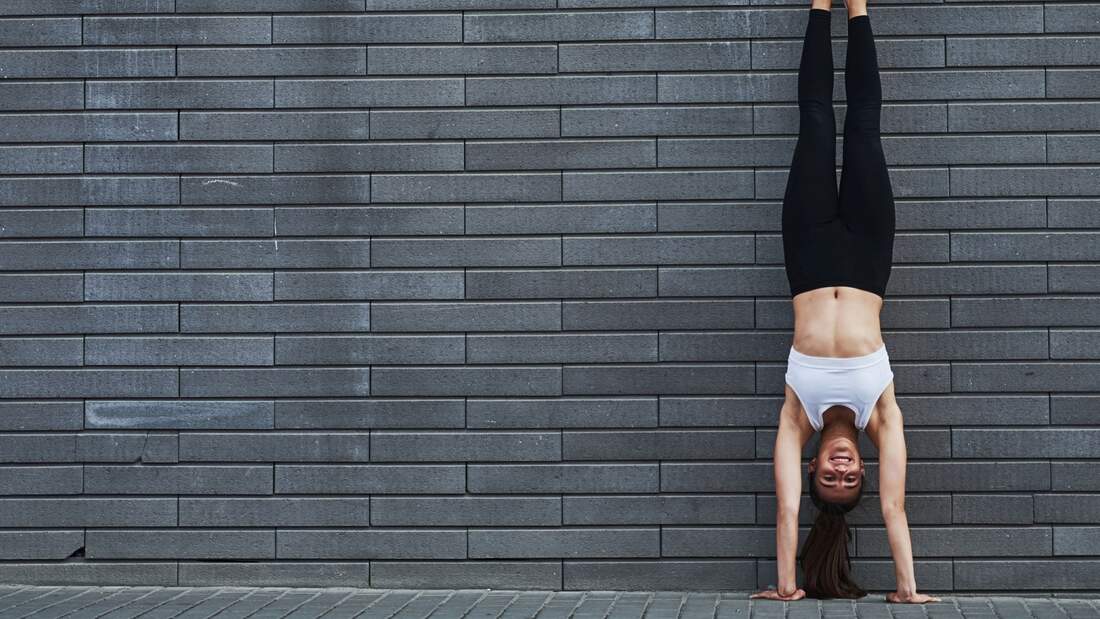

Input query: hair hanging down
[799,439,868,599]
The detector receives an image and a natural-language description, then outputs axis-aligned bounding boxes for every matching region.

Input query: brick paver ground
[1,587,1099,619]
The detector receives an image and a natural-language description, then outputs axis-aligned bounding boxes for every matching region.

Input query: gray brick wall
[0,0,1096,594]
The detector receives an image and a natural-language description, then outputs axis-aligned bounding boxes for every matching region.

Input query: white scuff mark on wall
[201,179,240,186]
[273,214,278,252]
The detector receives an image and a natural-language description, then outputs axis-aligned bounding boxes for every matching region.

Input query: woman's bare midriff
[791,285,885,357]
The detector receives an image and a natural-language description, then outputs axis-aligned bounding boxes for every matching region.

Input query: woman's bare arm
[775,402,807,595]
[876,405,939,602]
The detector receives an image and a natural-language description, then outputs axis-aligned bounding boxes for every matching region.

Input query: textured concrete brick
[954,362,1100,392]
[275,205,462,236]
[467,333,651,364]
[0,498,175,527]
[1051,264,1100,292]
[178,0,363,11]
[88,79,273,109]
[181,111,369,140]
[0,1,174,14]
[564,234,754,265]
[469,139,654,170]
[0,82,82,110]
[275,399,463,430]
[564,430,754,460]
[371,431,559,462]
[0,175,178,206]
[0,337,81,366]
[372,496,559,526]
[564,106,752,137]
[372,366,560,396]
[372,45,555,74]
[474,528,660,559]
[1047,68,1100,97]
[181,368,369,397]
[953,494,1035,524]
[0,49,175,78]
[85,272,272,302]
[564,495,755,525]
[85,16,271,45]
[468,463,658,494]
[859,526,1052,557]
[86,207,270,237]
[181,303,369,333]
[1045,4,1100,33]
[180,497,371,526]
[948,35,1100,66]
[949,101,1100,131]
[0,18,80,46]
[466,11,653,43]
[179,46,366,77]
[87,529,274,559]
[0,208,83,236]
[468,75,654,106]
[178,561,371,587]
[0,303,180,334]
[371,301,557,332]
[180,432,370,462]
[954,428,1100,458]
[0,112,176,142]
[277,78,463,107]
[87,400,273,430]
[0,369,176,398]
[276,270,463,300]
[0,530,83,560]
[274,14,459,44]
[467,268,653,299]
[563,41,749,72]
[1052,395,1100,425]
[1035,494,1100,523]
[467,397,656,430]
[276,464,465,494]
[277,529,466,559]
[86,144,272,174]
[0,240,177,270]
[277,334,461,364]
[0,275,86,302]
[955,560,1100,589]
[565,299,752,330]
[84,464,272,495]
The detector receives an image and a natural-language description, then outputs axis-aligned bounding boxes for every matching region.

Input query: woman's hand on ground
[886,591,941,604]
[750,587,807,601]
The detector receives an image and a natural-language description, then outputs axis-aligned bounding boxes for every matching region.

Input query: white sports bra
[784,343,894,432]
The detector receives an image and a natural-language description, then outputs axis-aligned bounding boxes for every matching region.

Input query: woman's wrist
[894,582,917,596]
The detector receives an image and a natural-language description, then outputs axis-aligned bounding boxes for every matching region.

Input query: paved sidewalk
[1,586,1098,619]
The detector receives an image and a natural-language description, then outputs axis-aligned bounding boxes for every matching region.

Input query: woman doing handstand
[749,0,940,603]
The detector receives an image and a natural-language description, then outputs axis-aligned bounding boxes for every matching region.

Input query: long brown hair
[798,442,867,599]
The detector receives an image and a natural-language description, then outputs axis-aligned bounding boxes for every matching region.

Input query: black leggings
[782,8,895,299]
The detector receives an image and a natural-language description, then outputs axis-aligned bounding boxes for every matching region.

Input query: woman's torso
[788,285,891,440]
[791,286,885,357]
